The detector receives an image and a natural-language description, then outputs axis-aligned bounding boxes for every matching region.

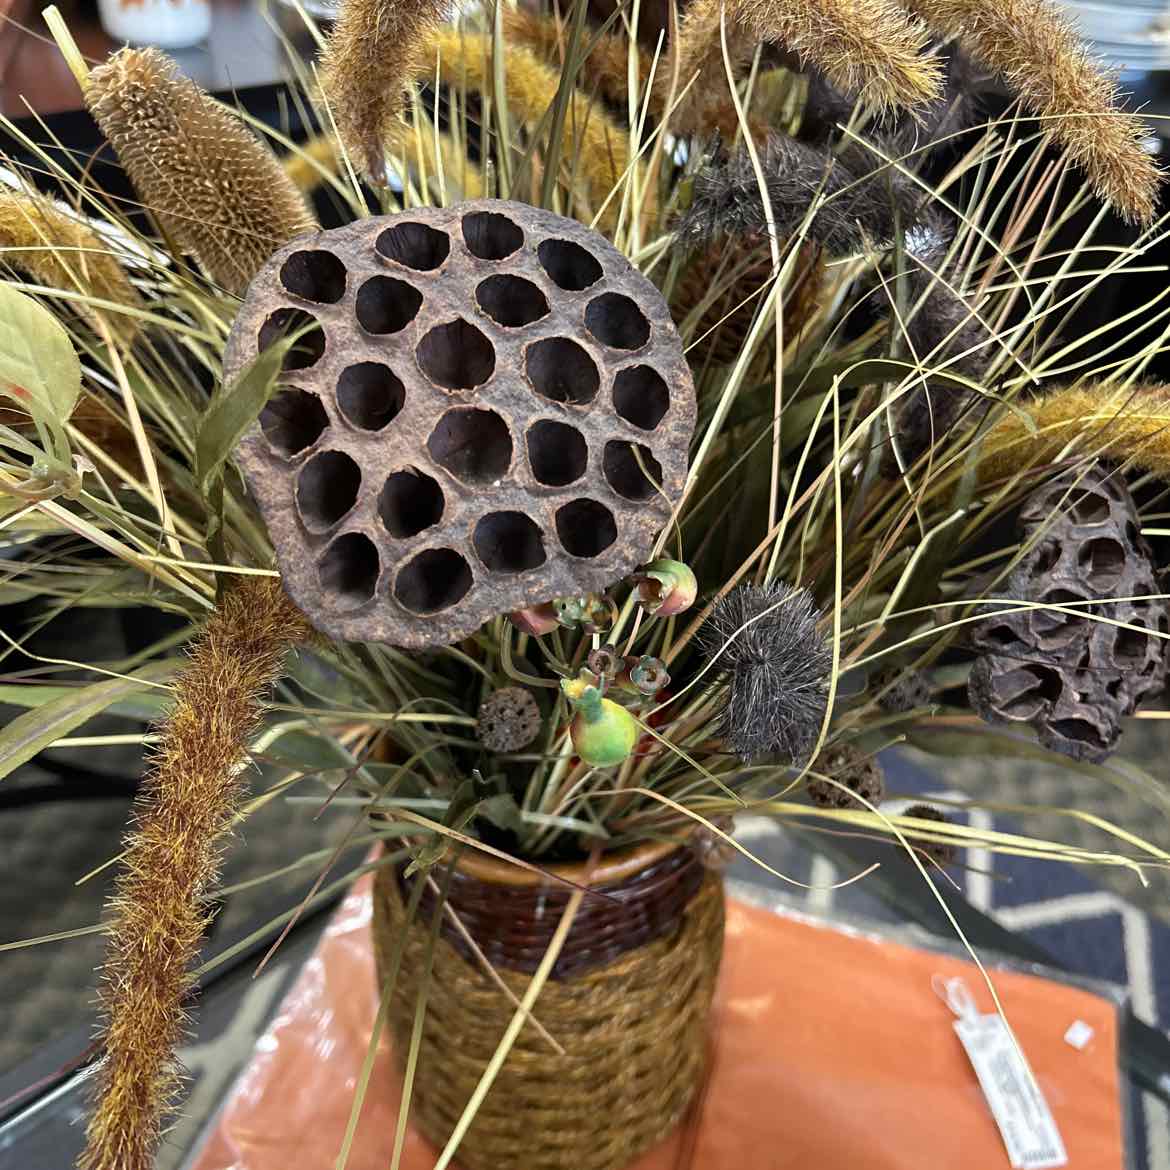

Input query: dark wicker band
[397,843,704,979]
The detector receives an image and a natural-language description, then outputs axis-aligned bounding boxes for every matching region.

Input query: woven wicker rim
[453,837,681,888]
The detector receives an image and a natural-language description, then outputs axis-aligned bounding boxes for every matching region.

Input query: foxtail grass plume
[980,382,1170,483]
[319,0,450,182]
[735,0,942,111]
[81,578,309,1170]
[0,187,142,338]
[698,582,831,762]
[86,48,316,295]
[677,134,930,256]
[905,0,1161,223]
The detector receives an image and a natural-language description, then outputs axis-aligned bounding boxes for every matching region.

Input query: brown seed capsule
[902,803,958,868]
[477,686,542,753]
[807,742,885,810]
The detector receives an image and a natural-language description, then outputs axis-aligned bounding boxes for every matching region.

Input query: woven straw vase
[371,840,725,1170]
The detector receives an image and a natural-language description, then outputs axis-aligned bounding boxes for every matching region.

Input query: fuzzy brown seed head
[80,579,308,1170]
[319,0,450,182]
[905,0,1161,223]
[86,48,317,295]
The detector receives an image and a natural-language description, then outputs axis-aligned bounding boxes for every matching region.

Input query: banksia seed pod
[698,581,831,762]
[673,236,824,367]
[902,803,957,867]
[86,48,316,295]
[969,468,1168,762]
[562,674,638,767]
[807,742,885,809]
[477,687,542,753]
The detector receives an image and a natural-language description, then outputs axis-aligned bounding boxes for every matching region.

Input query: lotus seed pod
[223,199,696,650]
[807,742,885,810]
[969,468,1169,762]
[477,686,543,752]
[632,558,698,617]
[902,804,958,868]
[561,675,638,767]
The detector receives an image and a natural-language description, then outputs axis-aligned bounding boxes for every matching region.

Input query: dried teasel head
[85,48,316,295]
[698,581,831,762]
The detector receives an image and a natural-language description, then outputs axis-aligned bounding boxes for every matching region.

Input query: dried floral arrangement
[1,0,1169,1166]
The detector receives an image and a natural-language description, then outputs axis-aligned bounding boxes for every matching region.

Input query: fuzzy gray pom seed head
[698,582,831,762]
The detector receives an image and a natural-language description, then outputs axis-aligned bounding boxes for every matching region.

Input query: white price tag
[937,977,1068,1170]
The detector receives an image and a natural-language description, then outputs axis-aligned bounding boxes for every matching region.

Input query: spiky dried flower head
[676,133,930,257]
[698,581,831,762]
[0,186,142,340]
[80,578,309,1170]
[734,0,942,112]
[905,0,1161,223]
[808,742,885,809]
[85,48,316,296]
[319,0,449,183]
[477,686,543,753]
[902,803,958,867]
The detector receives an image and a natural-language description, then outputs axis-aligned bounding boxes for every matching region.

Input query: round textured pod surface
[477,685,542,752]
[223,200,696,648]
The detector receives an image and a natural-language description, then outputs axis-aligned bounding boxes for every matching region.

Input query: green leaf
[0,659,176,781]
[195,333,301,499]
[0,283,82,427]
[0,681,169,722]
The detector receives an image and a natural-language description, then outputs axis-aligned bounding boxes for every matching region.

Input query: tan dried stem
[80,578,310,1170]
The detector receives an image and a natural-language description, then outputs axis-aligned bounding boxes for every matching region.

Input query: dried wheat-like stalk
[86,48,316,296]
[419,29,642,224]
[980,383,1170,481]
[319,0,449,182]
[504,7,655,110]
[735,0,942,111]
[0,187,142,338]
[80,578,310,1170]
[905,0,1160,222]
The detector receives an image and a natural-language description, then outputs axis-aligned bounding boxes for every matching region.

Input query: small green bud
[560,674,638,767]
[632,559,697,617]
[629,655,670,696]
[553,592,616,633]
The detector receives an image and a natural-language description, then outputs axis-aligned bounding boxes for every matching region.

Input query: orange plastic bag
[192,876,1125,1170]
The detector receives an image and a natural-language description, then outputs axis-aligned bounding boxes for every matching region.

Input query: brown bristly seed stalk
[318,0,449,183]
[0,187,142,338]
[80,578,310,1170]
[732,0,942,112]
[905,0,1161,223]
[85,48,317,296]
